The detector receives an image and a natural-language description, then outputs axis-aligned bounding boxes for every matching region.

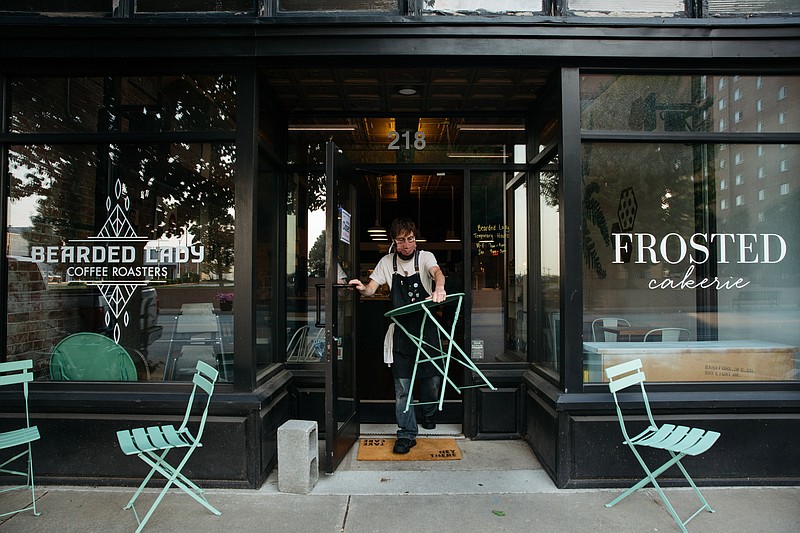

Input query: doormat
[357,437,461,461]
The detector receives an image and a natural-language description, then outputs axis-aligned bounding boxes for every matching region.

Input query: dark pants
[394,375,442,440]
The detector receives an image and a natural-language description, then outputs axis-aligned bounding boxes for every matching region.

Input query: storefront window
[581,73,799,383]
[505,178,528,361]
[256,162,277,369]
[539,155,560,371]
[707,0,799,16]
[10,74,235,134]
[285,170,327,364]
[279,0,399,13]
[6,142,236,382]
[567,1,685,17]
[580,74,799,134]
[422,0,543,13]
[0,1,109,13]
[136,1,255,13]
[470,171,507,361]
[581,142,799,382]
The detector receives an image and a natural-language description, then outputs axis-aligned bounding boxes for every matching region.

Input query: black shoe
[392,438,417,454]
[421,416,436,430]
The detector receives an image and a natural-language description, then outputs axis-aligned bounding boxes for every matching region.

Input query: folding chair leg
[645,452,716,530]
[648,477,691,533]
[142,453,220,515]
[607,450,715,533]
[607,473,690,533]
[674,456,715,515]
[125,448,221,533]
[0,445,40,518]
[28,443,39,517]
[124,449,170,511]
[605,450,683,508]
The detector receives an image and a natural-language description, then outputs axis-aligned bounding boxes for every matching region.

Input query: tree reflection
[6,75,237,377]
[9,74,236,265]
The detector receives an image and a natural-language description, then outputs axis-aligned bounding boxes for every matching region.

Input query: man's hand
[432,287,446,303]
[348,279,364,292]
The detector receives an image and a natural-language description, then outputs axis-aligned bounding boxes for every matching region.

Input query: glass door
[323,142,360,473]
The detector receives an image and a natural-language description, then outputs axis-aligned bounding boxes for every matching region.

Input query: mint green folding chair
[605,359,721,532]
[0,360,41,518]
[117,360,219,532]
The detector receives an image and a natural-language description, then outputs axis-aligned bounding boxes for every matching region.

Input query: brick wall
[7,257,84,377]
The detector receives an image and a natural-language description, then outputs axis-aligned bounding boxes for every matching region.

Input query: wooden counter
[584,340,798,382]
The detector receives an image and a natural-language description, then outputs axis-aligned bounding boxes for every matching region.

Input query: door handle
[315,284,325,327]
[314,283,352,327]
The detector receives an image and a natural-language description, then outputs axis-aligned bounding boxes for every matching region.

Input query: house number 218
[388,130,426,150]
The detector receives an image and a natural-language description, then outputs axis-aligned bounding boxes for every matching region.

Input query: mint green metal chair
[117,360,220,532]
[643,327,691,342]
[605,359,720,532]
[50,332,138,381]
[0,360,41,518]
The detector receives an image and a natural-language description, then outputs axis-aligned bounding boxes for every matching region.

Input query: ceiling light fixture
[445,185,461,242]
[369,177,387,241]
[288,125,356,131]
[445,230,460,242]
[415,186,426,242]
[446,153,510,159]
[457,125,525,131]
[396,86,418,96]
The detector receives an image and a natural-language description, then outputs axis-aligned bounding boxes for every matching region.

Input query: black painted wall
[523,372,800,488]
[0,373,292,489]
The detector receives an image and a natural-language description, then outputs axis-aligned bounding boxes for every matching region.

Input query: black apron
[390,251,439,379]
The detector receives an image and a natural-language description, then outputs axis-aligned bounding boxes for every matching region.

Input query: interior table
[601,325,664,342]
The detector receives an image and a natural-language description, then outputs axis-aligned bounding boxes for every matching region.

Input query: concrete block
[277,419,319,494]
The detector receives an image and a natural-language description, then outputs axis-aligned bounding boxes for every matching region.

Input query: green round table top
[384,292,465,318]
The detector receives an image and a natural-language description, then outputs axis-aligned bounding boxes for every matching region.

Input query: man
[349,217,446,454]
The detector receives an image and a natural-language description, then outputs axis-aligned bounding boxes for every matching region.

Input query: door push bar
[314,283,351,328]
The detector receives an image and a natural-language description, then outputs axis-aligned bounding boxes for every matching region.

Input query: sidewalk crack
[340,494,352,532]
[0,488,48,525]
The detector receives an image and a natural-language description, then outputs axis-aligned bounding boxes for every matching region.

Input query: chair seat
[632,424,720,456]
[0,426,40,450]
[117,425,196,456]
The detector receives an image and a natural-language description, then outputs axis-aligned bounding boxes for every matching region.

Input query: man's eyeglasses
[394,235,416,244]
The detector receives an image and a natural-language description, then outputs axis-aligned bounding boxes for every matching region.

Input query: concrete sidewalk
[1,438,798,532]
[2,479,798,533]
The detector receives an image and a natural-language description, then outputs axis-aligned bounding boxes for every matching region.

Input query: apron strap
[392,250,420,274]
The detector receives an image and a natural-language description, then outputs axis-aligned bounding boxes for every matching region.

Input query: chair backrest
[286,325,309,362]
[591,317,631,341]
[0,360,35,426]
[303,327,326,361]
[605,359,657,440]
[50,332,138,381]
[643,327,690,342]
[177,360,219,441]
